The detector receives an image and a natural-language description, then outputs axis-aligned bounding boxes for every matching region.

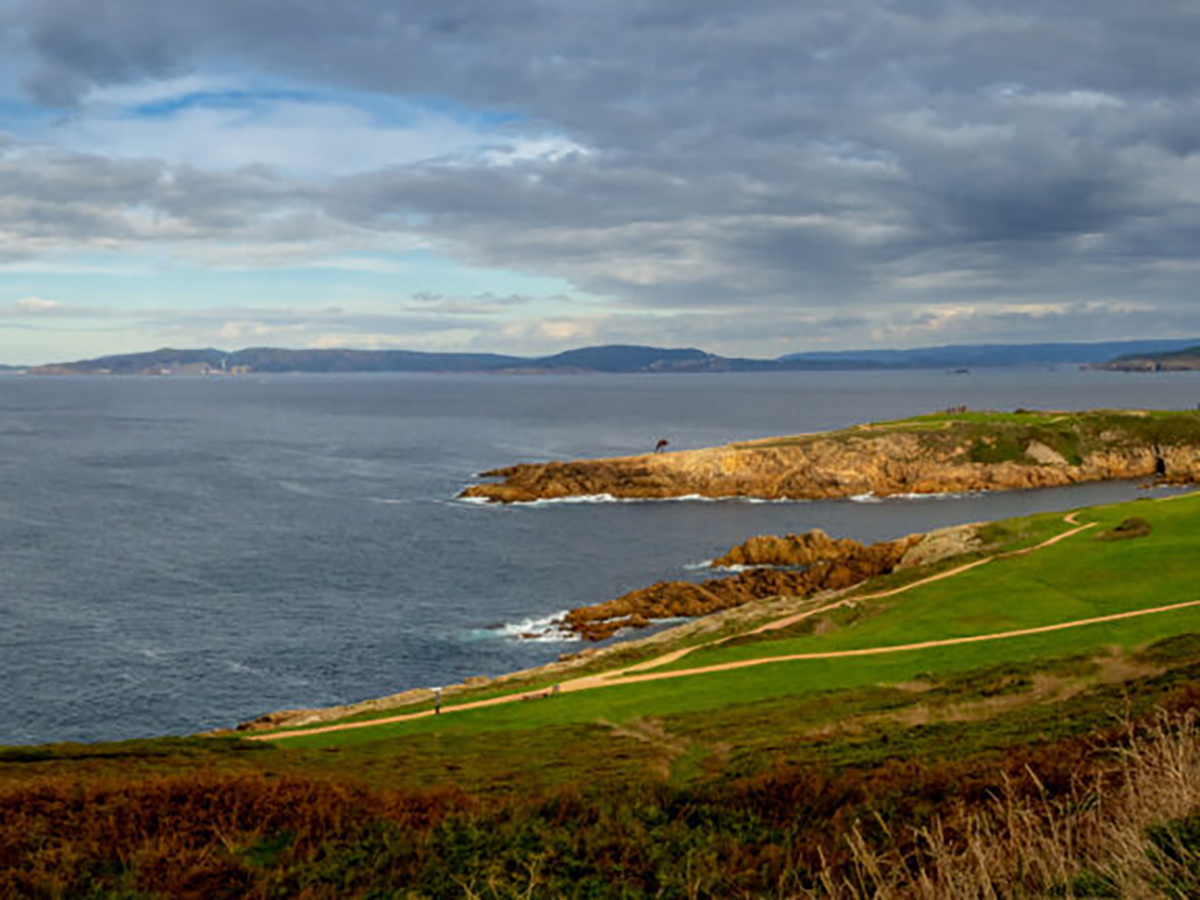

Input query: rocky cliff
[460,409,1200,504]
[543,525,980,641]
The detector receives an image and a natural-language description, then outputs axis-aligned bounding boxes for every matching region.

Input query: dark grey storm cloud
[6,0,1200,343]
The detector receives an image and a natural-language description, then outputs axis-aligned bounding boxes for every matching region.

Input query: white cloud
[15,295,63,312]
[0,295,108,318]
[40,87,590,179]
[83,74,237,108]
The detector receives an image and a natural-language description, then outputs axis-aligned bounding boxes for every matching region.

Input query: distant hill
[28,344,762,376]
[27,338,1200,376]
[777,339,1200,369]
[30,346,525,376]
[530,345,722,372]
[1093,345,1200,372]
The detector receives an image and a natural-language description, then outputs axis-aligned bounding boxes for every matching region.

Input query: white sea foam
[491,611,579,642]
[516,493,623,506]
[274,480,330,499]
[454,494,499,506]
[849,490,985,503]
[651,493,806,505]
[455,491,809,507]
[707,563,777,573]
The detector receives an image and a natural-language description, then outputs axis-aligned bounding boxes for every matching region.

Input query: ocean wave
[453,495,504,507]
[690,561,808,573]
[849,490,986,503]
[706,563,783,573]
[274,480,332,499]
[513,493,623,506]
[226,660,265,676]
[486,611,579,643]
[455,492,809,507]
[685,560,757,572]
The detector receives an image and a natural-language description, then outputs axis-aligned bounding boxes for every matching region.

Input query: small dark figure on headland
[655,439,669,453]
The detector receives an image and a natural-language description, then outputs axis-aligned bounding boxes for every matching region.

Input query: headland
[8,477,1200,896]
[459,408,1200,503]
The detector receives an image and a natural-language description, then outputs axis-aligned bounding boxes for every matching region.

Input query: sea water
[2,367,1197,745]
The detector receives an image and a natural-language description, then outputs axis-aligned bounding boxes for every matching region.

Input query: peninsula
[1094,344,1200,372]
[460,408,1200,503]
[8,490,1200,897]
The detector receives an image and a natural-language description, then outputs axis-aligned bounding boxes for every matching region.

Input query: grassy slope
[665,497,1197,667]
[738,408,1200,466]
[262,493,1197,750]
[5,492,1200,898]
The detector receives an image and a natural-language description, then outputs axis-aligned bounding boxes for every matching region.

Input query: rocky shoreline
[458,409,1200,504]
[235,409,1200,734]
[231,523,981,733]
[553,528,935,641]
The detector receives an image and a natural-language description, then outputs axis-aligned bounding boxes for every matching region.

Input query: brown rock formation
[556,530,923,641]
[458,409,1200,504]
[711,528,866,568]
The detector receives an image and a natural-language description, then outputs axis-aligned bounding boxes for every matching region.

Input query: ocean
[2,367,1197,745]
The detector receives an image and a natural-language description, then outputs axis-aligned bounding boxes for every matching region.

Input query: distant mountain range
[24,338,1200,376]
[778,339,1200,369]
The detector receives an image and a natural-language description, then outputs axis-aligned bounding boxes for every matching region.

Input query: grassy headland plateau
[1097,345,1200,372]
[5,484,1200,896]
[460,408,1200,503]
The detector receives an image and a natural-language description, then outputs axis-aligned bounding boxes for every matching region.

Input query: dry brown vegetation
[818,709,1200,898]
[4,689,1200,898]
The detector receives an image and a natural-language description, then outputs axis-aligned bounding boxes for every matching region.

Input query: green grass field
[264,492,1200,751]
[738,408,1200,468]
[660,498,1198,667]
[7,489,1200,899]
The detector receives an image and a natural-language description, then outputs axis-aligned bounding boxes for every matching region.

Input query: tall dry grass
[3,706,1198,897]
[816,710,1200,898]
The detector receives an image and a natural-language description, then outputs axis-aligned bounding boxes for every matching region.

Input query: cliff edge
[459,409,1200,504]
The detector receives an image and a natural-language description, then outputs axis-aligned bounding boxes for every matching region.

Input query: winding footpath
[252,512,1194,742]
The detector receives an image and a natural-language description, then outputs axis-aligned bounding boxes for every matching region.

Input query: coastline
[230,408,1200,736]
[228,522,982,734]
[228,585,856,734]
[458,408,1200,504]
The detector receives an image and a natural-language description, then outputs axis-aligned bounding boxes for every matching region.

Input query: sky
[1,1,1199,364]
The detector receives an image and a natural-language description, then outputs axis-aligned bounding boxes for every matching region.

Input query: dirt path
[732,515,1095,638]
[584,596,1200,687]
[251,513,1156,743]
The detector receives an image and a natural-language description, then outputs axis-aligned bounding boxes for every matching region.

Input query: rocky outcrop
[459,410,1200,504]
[712,529,869,568]
[553,530,924,641]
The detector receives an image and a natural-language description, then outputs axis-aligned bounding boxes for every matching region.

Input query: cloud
[0,295,107,318]
[48,91,586,177]
[3,0,1200,355]
[94,296,565,354]
[15,295,61,312]
[0,137,369,262]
